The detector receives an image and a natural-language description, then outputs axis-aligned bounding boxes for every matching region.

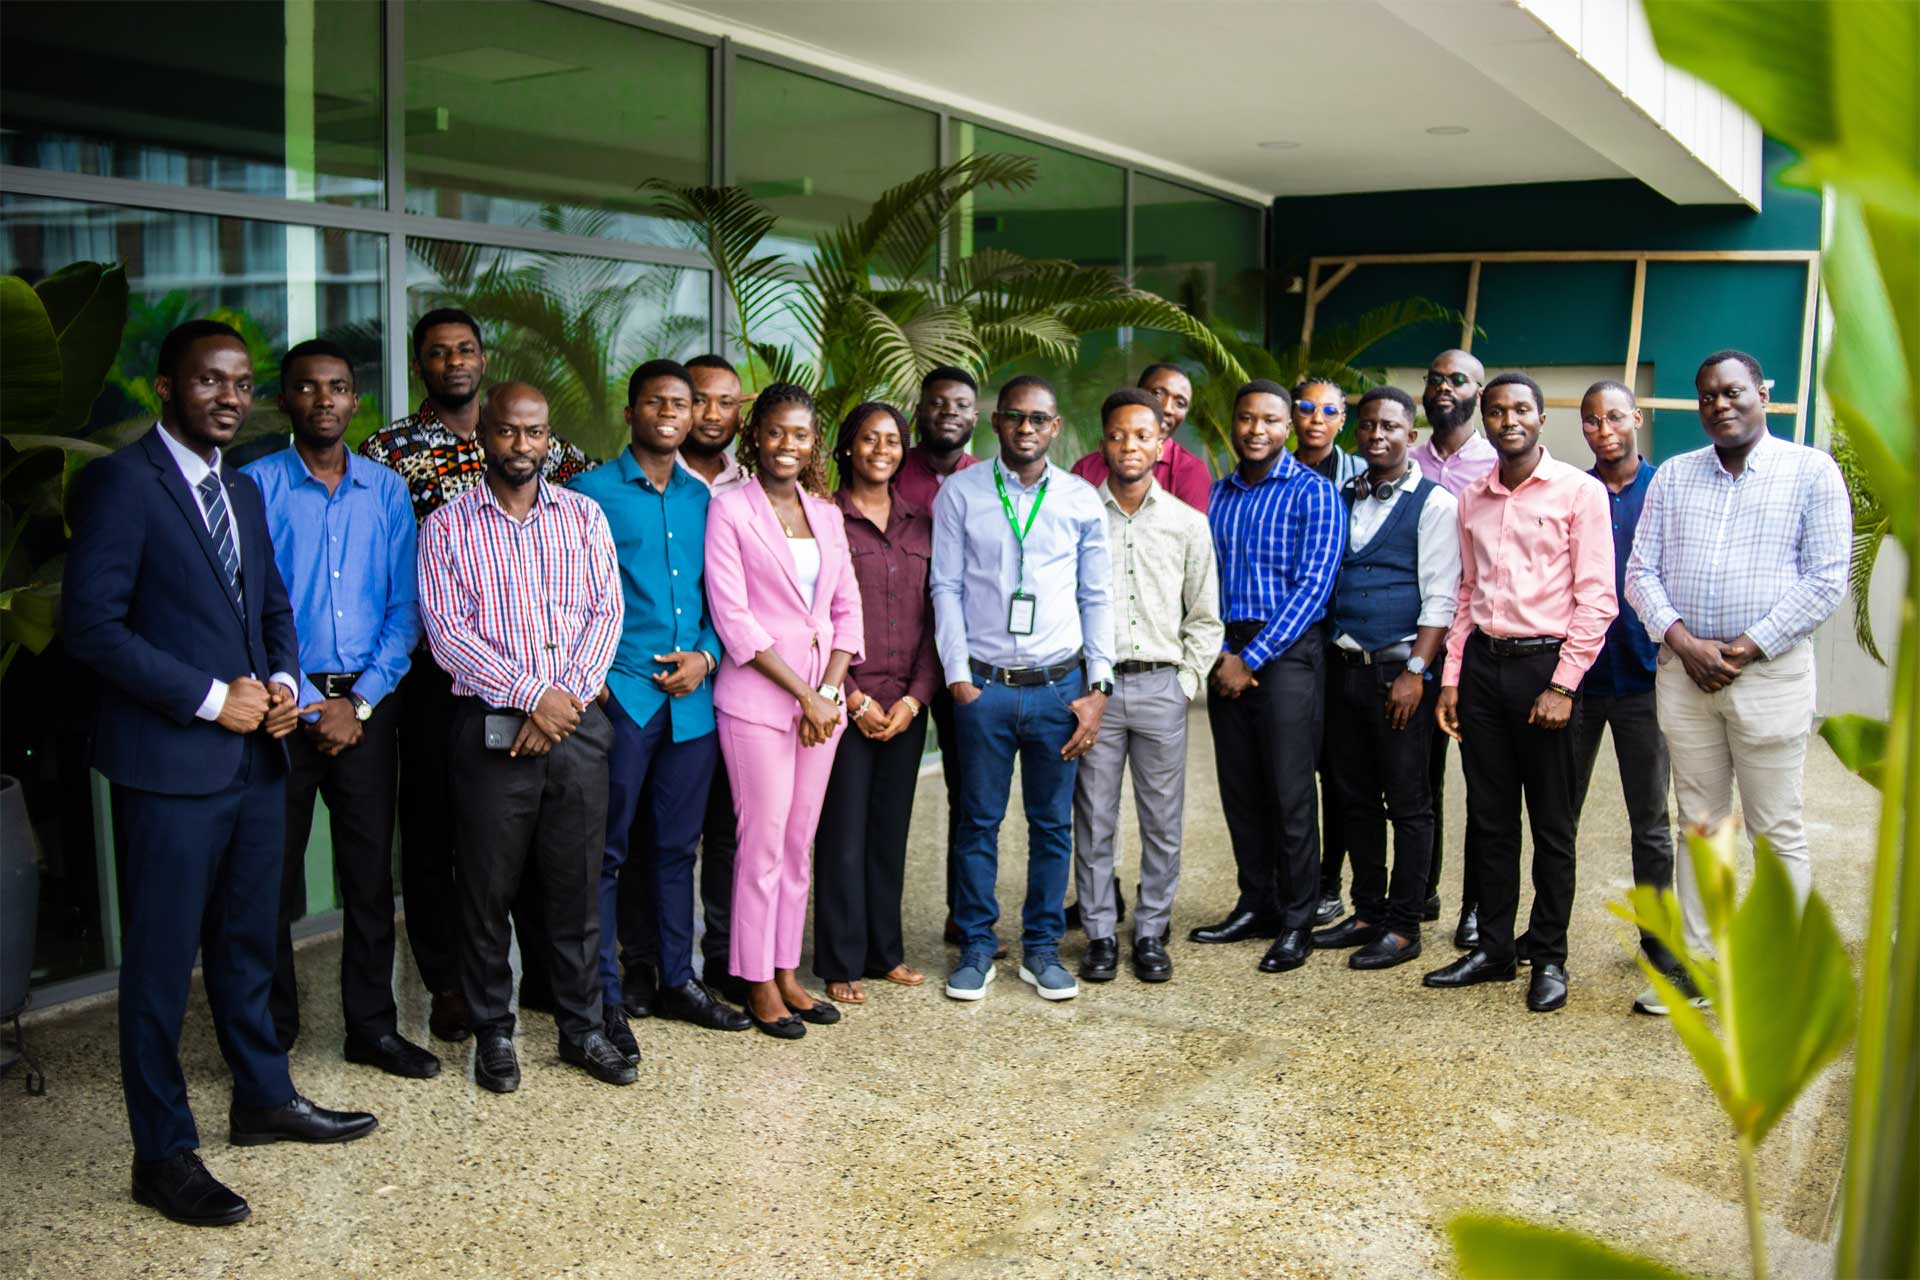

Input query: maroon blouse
[834,488,939,709]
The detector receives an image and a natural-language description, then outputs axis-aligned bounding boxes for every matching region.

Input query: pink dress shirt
[892,442,979,515]
[1069,438,1213,513]
[1411,430,1499,497]
[1442,449,1617,692]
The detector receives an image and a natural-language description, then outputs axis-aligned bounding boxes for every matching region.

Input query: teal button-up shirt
[570,447,721,741]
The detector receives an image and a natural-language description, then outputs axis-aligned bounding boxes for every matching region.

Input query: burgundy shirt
[892,441,980,516]
[835,488,939,708]
[1070,439,1213,513]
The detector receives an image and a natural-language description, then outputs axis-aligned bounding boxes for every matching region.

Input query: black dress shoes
[474,1032,521,1093]
[709,971,752,1007]
[1423,948,1518,988]
[560,1030,638,1085]
[1422,894,1443,922]
[1313,892,1344,926]
[1312,915,1382,949]
[1079,937,1119,982]
[1188,911,1282,944]
[1131,935,1172,983]
[1258,928,1313,973]
[429,990,470,1043]
[345,1032,441,1079]
[622,963,658,1019]
[658,980,752,1032]
[1527,962,1569,1012]
[229,1093,378,1147]
[604,1009,641,1064]
[1351,931,1422,970]
[132,1151,250,1227]
[1452,904,1481,951]
[748,1008,806,1039]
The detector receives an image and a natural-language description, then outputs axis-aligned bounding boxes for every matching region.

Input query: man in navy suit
[63,320,378,1227]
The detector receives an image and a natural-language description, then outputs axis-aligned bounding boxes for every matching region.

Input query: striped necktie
[196,471,242,602]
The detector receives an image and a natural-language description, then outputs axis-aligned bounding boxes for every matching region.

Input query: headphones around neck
[1345,467,1412,503]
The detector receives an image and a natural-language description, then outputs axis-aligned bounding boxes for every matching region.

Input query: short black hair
[996,374,1056,408]
[1232,379,1289,408]
[1697,348,1764,386]
[833,400,910,471]
[1135,362,1188,389]
[412,308,483,360]
[157,319,246,380]
[1355,385,1417,421]
[1481,371,1545,414]
[1100,387,1164,430]
[280,338,357,391]
[921,365,977,394]
[1582,379,1636,407]
[1292,376,1345,402]
[627,358,694,406]
[685,353,737,376]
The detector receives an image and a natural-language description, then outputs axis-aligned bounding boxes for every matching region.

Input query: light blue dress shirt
[244,446,420,708]
[930,458,1114,687]
[569,447,722,742]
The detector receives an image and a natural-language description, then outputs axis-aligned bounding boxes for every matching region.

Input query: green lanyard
[993,462,1048,591]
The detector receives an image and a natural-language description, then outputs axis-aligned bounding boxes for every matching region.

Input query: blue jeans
[600,695,718,999]
[951,671,1083,954]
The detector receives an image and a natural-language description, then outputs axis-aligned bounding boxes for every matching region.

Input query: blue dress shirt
[569,447,721,742]
[930,458,1114,686]
[1583,459,1659,698]
[244,446,420,708]
[1208,450,1346,669]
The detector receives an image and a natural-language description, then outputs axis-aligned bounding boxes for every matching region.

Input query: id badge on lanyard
[994,463,1048,639]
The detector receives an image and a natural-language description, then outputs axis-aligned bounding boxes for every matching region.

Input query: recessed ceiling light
[1426,125,1470,136]
[1257,140,1301,151]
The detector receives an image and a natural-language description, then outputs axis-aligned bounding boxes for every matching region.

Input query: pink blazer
[705,478,865,731]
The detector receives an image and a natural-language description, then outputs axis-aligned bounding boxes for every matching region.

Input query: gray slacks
[1072,665,1189,941]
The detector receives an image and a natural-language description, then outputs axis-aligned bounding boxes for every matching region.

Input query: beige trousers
[1654,640,1816,955]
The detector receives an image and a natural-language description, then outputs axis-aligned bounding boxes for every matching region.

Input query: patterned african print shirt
[359,399,597,524]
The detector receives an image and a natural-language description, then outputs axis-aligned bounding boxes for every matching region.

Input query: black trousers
[1317,672,1349,896]
[1207,623,1325,930]
[1457,635,1580,966]
[813,714,929,982]
[448,700,610,1042]
[932,684,963,915]
[270,695,401,1047]
[1571,689,1676,967]
[1324,654,1437,935]
[399,656,550,1001]
[617,749,736,981]
[1426,730,1463,905]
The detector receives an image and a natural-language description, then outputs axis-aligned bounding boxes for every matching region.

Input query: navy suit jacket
[64,427,300,796]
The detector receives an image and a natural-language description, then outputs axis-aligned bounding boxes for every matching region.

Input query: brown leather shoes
[429,990,470,1043]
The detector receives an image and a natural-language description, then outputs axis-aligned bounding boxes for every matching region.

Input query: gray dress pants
[1071,665,1189,942]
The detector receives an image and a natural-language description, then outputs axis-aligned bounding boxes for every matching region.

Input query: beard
[681,432,734,459]
[432,382,479,412]
[1424,396,1476,434]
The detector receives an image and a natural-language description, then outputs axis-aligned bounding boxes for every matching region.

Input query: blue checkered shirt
[1623,433,1850,659]
[1208,450,1346,668]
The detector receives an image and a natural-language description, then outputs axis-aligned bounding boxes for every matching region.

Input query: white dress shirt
[676,450,751,495]
[1332,460,1461,651]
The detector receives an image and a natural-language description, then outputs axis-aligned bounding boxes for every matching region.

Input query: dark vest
[1330,477,1438,652]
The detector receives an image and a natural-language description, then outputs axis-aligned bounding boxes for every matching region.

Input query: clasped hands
[1668,624,1761,693]
[216,676,306,740]
[851,693,918,742]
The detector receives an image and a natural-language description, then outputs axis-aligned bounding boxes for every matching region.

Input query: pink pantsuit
[705,479,864,983]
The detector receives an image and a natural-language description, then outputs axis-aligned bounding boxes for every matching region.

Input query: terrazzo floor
[0,710,1874,1279]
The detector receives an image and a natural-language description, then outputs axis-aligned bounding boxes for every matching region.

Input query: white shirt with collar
[155,424,298,720]
[1333,459,1462,651]
[676,450,751,495]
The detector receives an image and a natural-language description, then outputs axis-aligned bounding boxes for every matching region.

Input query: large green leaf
[1820,713,1889,790]
[1451,1215,1693,1279]
[1823,195,1916,525]
[35,261,130,430]
[0,276,64,435]
[0,580,60,655]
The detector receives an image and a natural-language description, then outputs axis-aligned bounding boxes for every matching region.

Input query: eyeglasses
[995,410,1057,428]
[1580,411,1635,429]
[1425,371,1473,389]
[1295,400,1344,417]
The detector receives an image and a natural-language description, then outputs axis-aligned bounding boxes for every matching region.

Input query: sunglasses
[1295,400,1344,417]
[995,410,1057,428]
[1425,371,1473,389]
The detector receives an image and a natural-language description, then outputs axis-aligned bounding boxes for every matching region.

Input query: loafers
[621,963,658,1019]
[1131,934,1172,983]
[1423,948,1518,988]
[345,1032,441,1080]
[1351,931,1422,970]
[1313,892,1344,926]
[1188,911,1282,944]
[131,1151,250,1227]
[229,1093,378,1147]
[1527,962,1569,1012]
[428,990,471,1043]
[1312,914,1382,949]
[1452,904,1481,951]
[603,1009,641,1065]
[1257,928,1313,973]
[1421,894,1442,923]
[559,1030,638,1085]
[657,979,752,1032]
[792,997,841,1025]
[1079,937,1119,982]
[473,1032,521,1093]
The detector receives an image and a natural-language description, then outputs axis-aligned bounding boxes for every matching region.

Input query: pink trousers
[718,712,844,983]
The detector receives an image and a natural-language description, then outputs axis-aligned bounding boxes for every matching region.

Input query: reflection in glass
[0,0,383,206]
[1134,173,1265,342]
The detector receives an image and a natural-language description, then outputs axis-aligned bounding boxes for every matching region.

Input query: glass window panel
[1133,174,1265,342]
[0,194,387,989]
[404,0,708,246]
[734,60,938,261]
[407,236,710,459]
[0,0,383,206]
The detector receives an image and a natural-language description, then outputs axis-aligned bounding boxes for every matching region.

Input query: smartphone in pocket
[483,713,523,751]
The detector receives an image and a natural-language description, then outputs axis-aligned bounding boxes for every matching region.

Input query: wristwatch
[348,693,373,722]
[816,683,845,706]
[1405,655,1428,677]
[1089,679,1114,697]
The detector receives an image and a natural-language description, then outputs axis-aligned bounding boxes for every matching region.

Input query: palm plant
[1831,424,1890,663]
[641,154,1247,434]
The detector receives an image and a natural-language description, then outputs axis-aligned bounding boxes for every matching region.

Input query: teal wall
[1270,139,1822,459]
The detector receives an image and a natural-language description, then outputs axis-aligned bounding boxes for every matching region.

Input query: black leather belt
[1332,641,1413,667]
[1115,659,1174,675]
[1474,632,1564,658]
[969,658,1081,687]
[310,671,364,699]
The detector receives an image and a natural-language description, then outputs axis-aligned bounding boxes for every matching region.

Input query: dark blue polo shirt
[1584,458,1659,698]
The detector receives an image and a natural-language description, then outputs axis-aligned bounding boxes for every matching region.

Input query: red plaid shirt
[418,477,623,713]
